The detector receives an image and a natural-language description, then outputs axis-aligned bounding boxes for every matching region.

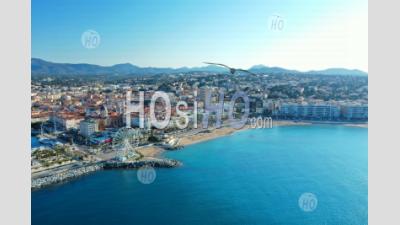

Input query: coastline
[31,120,367,190]
[176,120,313,147]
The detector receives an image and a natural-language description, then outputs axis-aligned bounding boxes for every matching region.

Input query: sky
[32,0,368,72]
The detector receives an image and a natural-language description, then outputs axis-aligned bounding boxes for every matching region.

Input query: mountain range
[31,58,367,76]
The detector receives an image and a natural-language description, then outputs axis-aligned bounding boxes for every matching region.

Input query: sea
[31,136,40,149]
[32,125,368,225]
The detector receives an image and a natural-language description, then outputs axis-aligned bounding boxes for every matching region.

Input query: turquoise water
[31,136,40,148]
[32,125,368,225]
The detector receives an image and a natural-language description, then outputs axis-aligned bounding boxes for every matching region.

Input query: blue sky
[32,0,368,71]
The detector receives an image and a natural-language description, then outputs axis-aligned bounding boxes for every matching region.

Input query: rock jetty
[31,164,102,189]
[31,158,182,190]
[103,158,182,169]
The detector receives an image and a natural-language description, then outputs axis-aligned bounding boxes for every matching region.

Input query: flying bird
[203,62,257,76]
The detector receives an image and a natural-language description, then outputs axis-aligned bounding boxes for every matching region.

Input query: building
[341,105,368,121]
[52,113,84,130]
[31,111,50,123]
[79,119,99,137]
[276,104,340,120]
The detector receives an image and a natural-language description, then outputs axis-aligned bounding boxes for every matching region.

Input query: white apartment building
[277,104,340,120]
[52,114,84,130]
[79,119,99,137]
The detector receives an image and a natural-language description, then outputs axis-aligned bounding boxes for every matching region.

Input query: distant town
[31,67,368,188]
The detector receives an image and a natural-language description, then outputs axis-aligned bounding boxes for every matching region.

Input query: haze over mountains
[31,58,367,76]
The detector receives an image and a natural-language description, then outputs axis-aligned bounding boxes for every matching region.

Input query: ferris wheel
[112,128,142,160]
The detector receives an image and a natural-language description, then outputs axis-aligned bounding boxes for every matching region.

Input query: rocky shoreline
[32,158,182,190]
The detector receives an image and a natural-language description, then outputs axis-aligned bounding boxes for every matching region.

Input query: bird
[203,62,257,76]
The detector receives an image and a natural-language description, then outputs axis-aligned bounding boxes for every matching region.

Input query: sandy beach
[272,120,312,127]
[342,123,368,128]
[178,127,238,147]
[136,145,165,157]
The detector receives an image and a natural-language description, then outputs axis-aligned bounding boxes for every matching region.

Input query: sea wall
[32,158,182,189]
[31,164,103,189]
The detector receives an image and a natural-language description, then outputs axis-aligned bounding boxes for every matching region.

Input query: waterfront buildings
[341,105,368,120]
[274,103,368,121]
[275,104,340,120]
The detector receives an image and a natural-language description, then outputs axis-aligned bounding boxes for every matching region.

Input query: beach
[136,145,165,157]
[343,123,368,128]
[131,127,239,157]
[178,127,237,146]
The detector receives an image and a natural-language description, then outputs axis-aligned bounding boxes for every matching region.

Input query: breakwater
[32,158,182,190]
[103,158,182,169]
[31,164,102,189]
